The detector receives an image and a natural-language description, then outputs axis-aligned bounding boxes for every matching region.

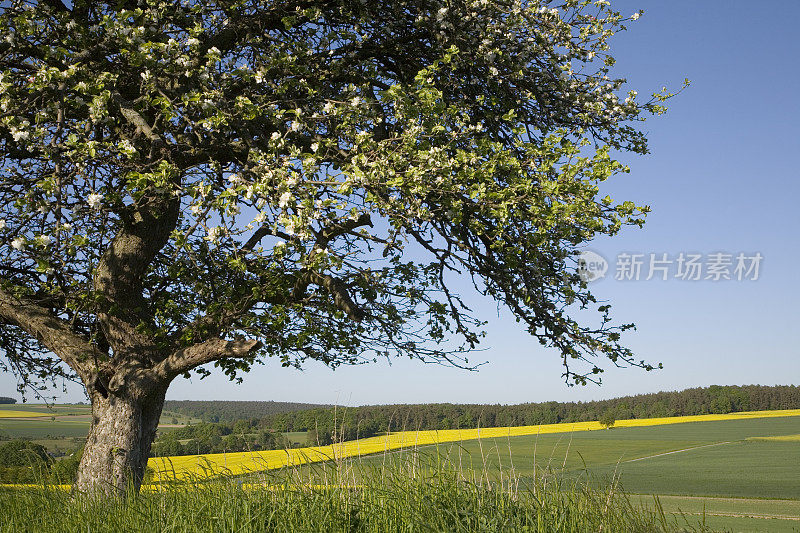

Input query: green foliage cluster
[0,0,669,401]
[0,439,50,467]
[598,409,616,429]
[0,439,81,483]
[0,397,16,404]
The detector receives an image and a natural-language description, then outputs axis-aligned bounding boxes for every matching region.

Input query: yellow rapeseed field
[148,408,800,482]
[747,433,800,442]
[0,410,52,418]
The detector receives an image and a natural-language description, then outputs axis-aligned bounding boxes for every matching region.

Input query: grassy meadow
[0,404,196,455]
[0,463,699,533]
[146,410,800,482]
[2,405,800,531]
[271,413,800,532]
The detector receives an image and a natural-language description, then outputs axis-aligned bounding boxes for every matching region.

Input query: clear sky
[3,1,799,405]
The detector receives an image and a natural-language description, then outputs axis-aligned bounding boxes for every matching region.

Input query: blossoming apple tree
[0,0,672,494]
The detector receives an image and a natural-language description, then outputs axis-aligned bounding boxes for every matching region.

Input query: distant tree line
[150,419,302,457]
[162,401,330,423]
[155,385,800,452]
[0,397,16,404]
[257,385,800,443]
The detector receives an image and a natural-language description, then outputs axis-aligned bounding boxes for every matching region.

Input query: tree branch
[113,92,159,142]
[153,338,262,380]
[296,271,366,321]
[0,285,103,383]
[314,213,372,250]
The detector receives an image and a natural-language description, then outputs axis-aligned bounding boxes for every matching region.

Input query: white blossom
[271,131,282,141]
[11,129,29,142]
[290,120,302,132]
[87,193,103,209]
[119,139,136,154]
[279,191,292,208]
[206,226,223,242]
[310,142,319,153]
[323,102,335,113]
[631,12,640,20]
[187,37,200,47]
[0,219,5,230]
[11,237,24,250]
[39,234,52,246]
[351,96,361,107]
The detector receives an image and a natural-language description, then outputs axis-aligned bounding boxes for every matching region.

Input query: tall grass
[1,453,707,533]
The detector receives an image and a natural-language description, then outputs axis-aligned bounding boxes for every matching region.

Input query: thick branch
[92,193,180,352]
[315,213,373,249]
[113,93,159,142]
[0,285,102,383]
[153,338,262,380]
[297,271,366,321]
[92,98,180,352]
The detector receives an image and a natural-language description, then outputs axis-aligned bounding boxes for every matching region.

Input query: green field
[636,495,800,533]
[305,416,800,532]
[3,407,800,531]
[0,417,91,439]
[0,404,195,455]
[0,404,91,416]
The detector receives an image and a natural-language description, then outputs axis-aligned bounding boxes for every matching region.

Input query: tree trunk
[74,385,166,496]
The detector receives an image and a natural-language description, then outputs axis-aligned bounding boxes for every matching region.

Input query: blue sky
[3,1,799,405]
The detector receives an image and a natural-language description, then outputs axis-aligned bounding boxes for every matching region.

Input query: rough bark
[74,383,166,495]
[70,339,260,496]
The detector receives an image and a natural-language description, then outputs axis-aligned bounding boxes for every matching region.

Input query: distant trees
[248,385,800,436]
[0,397,16,404]
[0,440,86,483]
[0,440,51,483]
[147,384,800,455]
[149,420,296,457]
[599,410,616,429]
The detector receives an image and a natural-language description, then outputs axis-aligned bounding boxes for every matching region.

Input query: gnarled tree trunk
[75,383,166,495]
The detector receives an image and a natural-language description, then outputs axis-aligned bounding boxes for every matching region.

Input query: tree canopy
[0,0,672,493]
